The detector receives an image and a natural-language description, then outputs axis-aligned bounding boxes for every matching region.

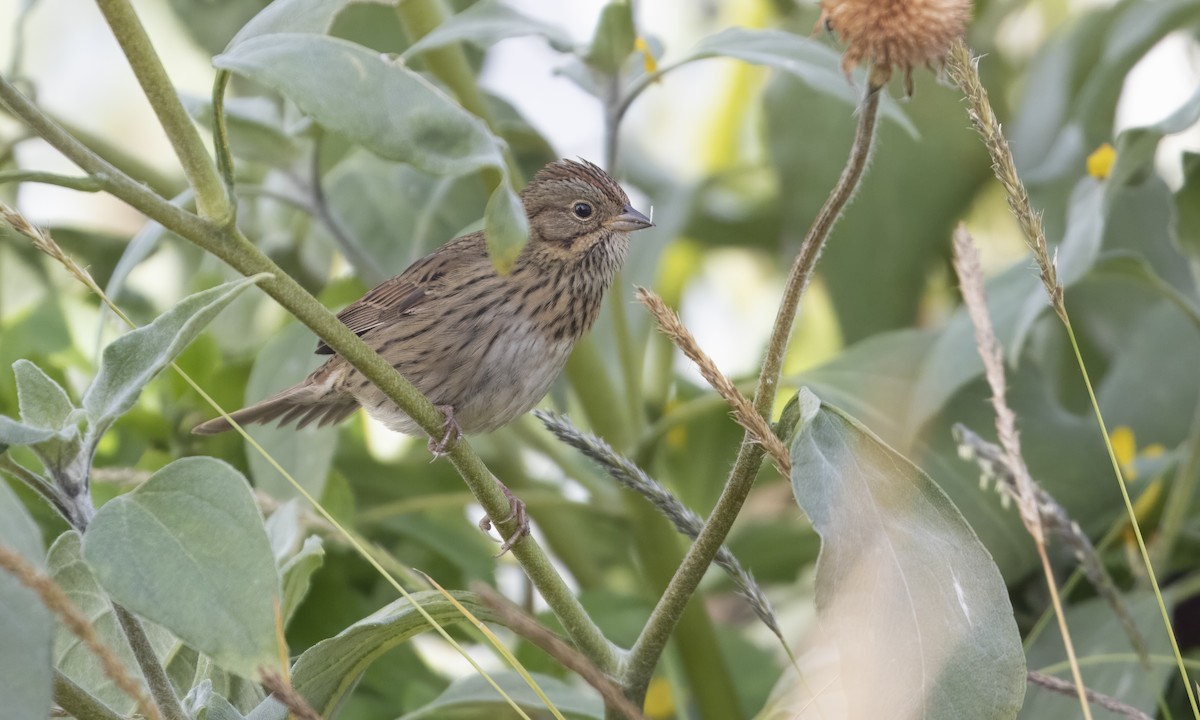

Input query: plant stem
[93,0,228,221]
[0,70,618,674]
[54,670,126,720]
[621,79,882,700]
[1064,319,1199,716]
[112,605,186,720]
[0,170,104,191]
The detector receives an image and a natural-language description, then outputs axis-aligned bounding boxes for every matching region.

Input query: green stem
[0,70,619,675]
[93,0,228,221]
[0,170,104,191]
[620,80,883,700]
[1064,318,1200,717]
[210,70,236,213]
[1153,390,1200,570]
[113,605,187,720]
[53,670,126,720]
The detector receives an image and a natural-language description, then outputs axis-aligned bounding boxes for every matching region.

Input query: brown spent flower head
[819,0,971,93]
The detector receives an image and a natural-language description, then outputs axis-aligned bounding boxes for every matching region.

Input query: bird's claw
[477,482,530,556]
[427,405,461,460]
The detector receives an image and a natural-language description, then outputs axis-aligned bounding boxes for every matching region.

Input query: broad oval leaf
[213,33,528,265]
[214,34,505,176]
[788,389,1025,719]
[585,0,635,74]
[14,359,75,429]
[402,0,573,59]
[679,28,915,135]
[48,531,177,714]
[0,481,53,720]
[82,275,266,438]
[245,592,499,720]
[81,456,280,679]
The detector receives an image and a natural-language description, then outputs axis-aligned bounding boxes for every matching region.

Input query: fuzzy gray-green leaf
[0,480,53,720]
[790,388,1025,719]
[81,457,279,679]
[82,276,265,437]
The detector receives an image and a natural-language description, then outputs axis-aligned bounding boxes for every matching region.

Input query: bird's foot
[477,481,530,556]
[427,405,461,460]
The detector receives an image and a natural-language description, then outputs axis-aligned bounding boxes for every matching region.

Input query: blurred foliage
[2,0,1200,718]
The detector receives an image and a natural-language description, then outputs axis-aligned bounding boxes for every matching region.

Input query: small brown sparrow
[194,159,652,549]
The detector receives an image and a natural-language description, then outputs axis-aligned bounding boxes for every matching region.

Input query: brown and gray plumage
[193,159,652,441]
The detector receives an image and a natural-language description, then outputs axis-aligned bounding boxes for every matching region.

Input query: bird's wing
[314,232,487,355]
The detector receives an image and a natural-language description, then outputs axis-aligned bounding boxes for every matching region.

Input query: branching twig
[1027,670,1153,720]
[635,287,791,478]
[259,668,320,720]
[472,582,647,720]
[951,224,1091,720]
[0,544,160,720]
[535,410,784,645]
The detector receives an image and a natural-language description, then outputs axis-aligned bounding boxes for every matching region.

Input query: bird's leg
[427,404,461,459]
[477,478,530,556]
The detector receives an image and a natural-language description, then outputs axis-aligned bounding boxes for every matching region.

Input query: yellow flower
[635,36,658,74]
[644,676,676,719]
[1087,143,1117,179]
[1111,426,1166,482]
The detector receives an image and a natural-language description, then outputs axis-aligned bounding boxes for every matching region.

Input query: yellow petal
[644,676,675,719]
[1110,425,1137,479]
[1087,143,1117,180]
[635,36,658,74]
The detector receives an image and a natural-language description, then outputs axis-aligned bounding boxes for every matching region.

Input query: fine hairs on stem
[948,40,1199,717]
[620,77,884,703]
[951,225,1092,720]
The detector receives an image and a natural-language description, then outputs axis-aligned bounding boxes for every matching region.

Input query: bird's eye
[572,202,593,219]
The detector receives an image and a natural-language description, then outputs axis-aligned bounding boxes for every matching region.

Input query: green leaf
[398,672,603,720]
[402,0,573,59]
[1022,593,1175,719]
[48,531,177,714]
[483,178,528,271]
[215,34,507,177]
[184,95,301,169]
[279,536,323,627]
[690,28,915,135]
[227,0,388,49]
[316,150,490,277]
[1174,151,1200,260]
[585,0,635,74]
[82,275,265,438]
[14,359,75,429]
[213,34,527,264]
[81,456,279,679]
[12,360,84,486]
[0,480,53,720]
[248,591,500,720]
[244,323,337,501]
[788,389,1025,719]
[1108,84,1200,193]
[186,681,249,720]
[0,416,57,447]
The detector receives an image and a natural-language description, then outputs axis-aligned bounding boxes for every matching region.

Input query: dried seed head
[820,0,971,93]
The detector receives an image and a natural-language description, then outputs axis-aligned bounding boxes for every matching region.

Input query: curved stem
[210,70,236,214]
[113,605,187,720]
[620,80,883,700]
[0,71,619,674]
[0,169,104,191]
[94,0,228,221]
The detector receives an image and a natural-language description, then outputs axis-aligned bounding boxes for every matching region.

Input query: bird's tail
[191,382,359,435]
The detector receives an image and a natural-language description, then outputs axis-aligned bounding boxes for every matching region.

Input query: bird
[193,158,653,551]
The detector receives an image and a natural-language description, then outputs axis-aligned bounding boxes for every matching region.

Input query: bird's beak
[607,205,654,232]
